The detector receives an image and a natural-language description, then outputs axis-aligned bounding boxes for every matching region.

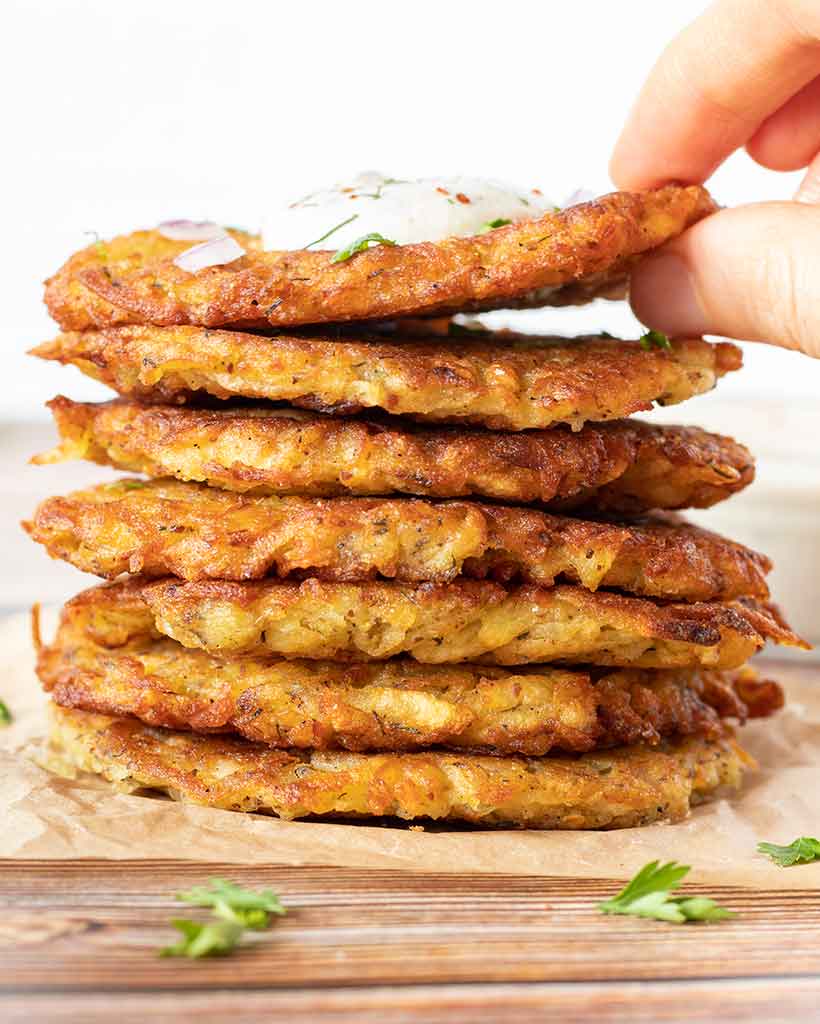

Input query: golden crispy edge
[43,187,716,331]
[38,589,783,754]
[73,575,803,670]
[30,328,742,431]
[46,703,751,828]
[22,478,773,602]
[35,397,755,512]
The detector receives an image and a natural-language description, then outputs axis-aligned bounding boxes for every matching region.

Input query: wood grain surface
[1,861,819,1022]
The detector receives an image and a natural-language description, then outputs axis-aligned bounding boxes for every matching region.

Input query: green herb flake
[304,213,359,250]
[332,232,397,264]
[83,230,107,261]
[160,918,244,959]
[0,700,11,726]
[176,878,286,929]
[758,837,820,867]
[119,480,147,491]
[477,218,512,234]
[599,861,735,924]
[639,329,672,351]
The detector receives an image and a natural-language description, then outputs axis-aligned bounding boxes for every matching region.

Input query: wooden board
[2,860,819,1022]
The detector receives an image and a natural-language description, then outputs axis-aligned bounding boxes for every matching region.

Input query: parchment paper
[2,610,819,888]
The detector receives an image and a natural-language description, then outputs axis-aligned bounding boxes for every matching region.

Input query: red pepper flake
[436,186,450,196]
[532,188,543,195]
[455,192,471,205]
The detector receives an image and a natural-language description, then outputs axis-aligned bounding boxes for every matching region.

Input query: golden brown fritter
[46,704,752,828]
[43,187,715,331]
[30,328,742,432]
[23,478,773,601]
[63,576,801,669]
[35,397,755,512]
[37,587,781,754]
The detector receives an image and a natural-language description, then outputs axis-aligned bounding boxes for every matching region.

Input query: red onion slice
[173,235,246,272]
[158,219,226,241]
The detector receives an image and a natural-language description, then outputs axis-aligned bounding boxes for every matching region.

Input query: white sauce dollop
[261,172,554,252]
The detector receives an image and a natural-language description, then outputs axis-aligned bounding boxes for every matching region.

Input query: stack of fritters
[25,185,806,829]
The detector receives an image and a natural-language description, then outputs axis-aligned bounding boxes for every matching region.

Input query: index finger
[610,0,820,189]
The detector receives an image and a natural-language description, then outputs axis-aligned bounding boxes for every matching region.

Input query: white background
[2,0,819,639]
[4,0,820,421]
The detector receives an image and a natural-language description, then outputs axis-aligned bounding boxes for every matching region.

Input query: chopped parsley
[332,232,397,263]
[83,230,107,261]
[304,213,359,249]
[639,329,672,351]
[160,918,244,959]
[176,877,286,929]
[356,177,408,199]
[0,700,11,726]
[758,837,820,867]
[161,878,287,958]
[478,218,512,234]
[599,861,735,924]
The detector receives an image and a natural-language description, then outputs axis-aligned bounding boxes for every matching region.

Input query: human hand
[611,0,820,357]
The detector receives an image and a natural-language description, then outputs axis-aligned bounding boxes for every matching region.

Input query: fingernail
[630,250,709,337]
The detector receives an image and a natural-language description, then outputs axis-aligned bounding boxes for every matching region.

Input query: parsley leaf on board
[332,232,397,263]
[599,861,735,924]
[639,329,672,351]
[0,700,11,725]
[176,878,286,929]
[758,837,820,867]
[160,918,244,959]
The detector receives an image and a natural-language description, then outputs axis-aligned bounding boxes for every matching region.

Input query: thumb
[628,201,820,358]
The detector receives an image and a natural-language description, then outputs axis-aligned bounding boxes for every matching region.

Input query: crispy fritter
[38,585,781,755]
[54,576,802,670]
[30,328,742,432]
[43,187,715,331]
[35,397,755,512]
[47,704,752,828]
[23,479,773,601]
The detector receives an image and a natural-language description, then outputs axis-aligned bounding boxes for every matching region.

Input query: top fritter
[44,185,714,331]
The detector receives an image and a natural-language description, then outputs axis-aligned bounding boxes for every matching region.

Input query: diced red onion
[158,219,225,241]
[173,235,246,272]
[561,188,595,208]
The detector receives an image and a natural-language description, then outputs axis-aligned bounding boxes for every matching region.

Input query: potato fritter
[46,704,752,828]
[30,328,742,432]
[43,187,715,331]
[38,591,781,754]
[65,576,801,669]
[35,397,755,512]
[23,478,773,601]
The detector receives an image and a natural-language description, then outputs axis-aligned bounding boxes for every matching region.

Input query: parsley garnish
[639,329,672,351]
[356,177,408,200]
[176,878,286,929]
[332,232,397,263]
[84,230,107,261]
[160,879,287,959]
[599,861,735,924]
[0,700,11,726]
[304,213,359,249]
[758,837,820,867]
[160,918,244,959]
[478,218,512,234]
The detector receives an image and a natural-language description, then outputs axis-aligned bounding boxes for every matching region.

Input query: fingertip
[746,129,812,172]
[628,249,710,338]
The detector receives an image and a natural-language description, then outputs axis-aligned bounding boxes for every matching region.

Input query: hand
[610,0,820,357]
